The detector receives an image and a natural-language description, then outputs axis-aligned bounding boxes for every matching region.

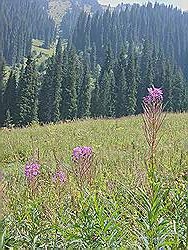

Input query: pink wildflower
[143,85,163,104]
[52,170,67,184]
[25,162,40,181]
[72,146,93,162]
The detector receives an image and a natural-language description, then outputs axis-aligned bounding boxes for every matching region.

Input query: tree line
[0,39,187,127]
[69,3,188,81]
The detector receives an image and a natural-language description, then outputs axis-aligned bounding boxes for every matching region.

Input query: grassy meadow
[1,113,188,248]
[32,39,55,65]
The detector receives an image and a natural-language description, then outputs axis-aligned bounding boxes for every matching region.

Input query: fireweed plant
[52,170,67,184]
[125,86,188,249]
[25,162,40,181]
[72,146,95,188]
[142,86,166,182]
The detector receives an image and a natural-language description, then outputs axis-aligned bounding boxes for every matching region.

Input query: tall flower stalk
[72,146,94,188]
[25,162,40,181]
[24,161,40,195]
[142,86,166,179]
[124,86,172,249]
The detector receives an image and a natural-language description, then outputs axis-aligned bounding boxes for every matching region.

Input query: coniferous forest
[0,1,188,127]
[0,0,56,65]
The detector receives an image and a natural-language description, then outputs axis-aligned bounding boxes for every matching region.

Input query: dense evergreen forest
[0,0,56,65]
[60,0,100,39]
[69,4,188,79]
[0,1,187,127]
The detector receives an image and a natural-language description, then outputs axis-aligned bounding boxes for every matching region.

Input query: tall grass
[0,113,188,248]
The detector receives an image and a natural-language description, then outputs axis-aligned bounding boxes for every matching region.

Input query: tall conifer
[3,71,17,124]
[78,63,91,118]
[52,38,63,122]
[17,56,39,126]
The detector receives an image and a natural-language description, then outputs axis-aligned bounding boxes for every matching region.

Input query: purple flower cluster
[72,146,93,162]
[25,162,40,181]
[52,170,67,184]
[24,146,93,187]
[72,146,94,186]
[143,86,163,104]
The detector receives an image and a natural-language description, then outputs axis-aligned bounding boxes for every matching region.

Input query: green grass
[1,113,187,178]
[3,39,55,80]
[1,113,188,248]
[31,39,55,65]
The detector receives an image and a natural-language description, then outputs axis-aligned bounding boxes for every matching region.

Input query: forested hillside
[0,37,187,127]
[60,0,101,39]
[0,0,56,65]
[70,4,188,80]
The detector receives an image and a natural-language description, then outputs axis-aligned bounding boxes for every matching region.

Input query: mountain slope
[48,0,71,24]
[48,0,100,24]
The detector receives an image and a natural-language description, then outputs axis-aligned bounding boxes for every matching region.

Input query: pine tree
[17,56,39,126]
[77,63,91,118]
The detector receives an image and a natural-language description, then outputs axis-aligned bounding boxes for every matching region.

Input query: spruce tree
[99,71,109,117]
[3,71,17,124]
[0,57,5,126]
[4,109,13,128]
[100,44,114,81]
[172,68,184,112]
[90,79,100,118]
[39,57,55,123]
[17,56,39,126]
[126,44,137,115]
[91,43,97,73]
[77,63,91,118]
[108,69,116,117]
[183,86,188,112]
[162,60,173,111]
[137,41,152,113]
[52,38,62,122]
[115,68,127,118]
[0,0,55,65]
[61,47,77,120]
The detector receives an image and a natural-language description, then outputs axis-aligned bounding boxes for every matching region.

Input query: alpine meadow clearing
[1,112,188,249]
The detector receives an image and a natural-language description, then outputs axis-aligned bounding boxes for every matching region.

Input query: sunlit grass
[1,113,188,248]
